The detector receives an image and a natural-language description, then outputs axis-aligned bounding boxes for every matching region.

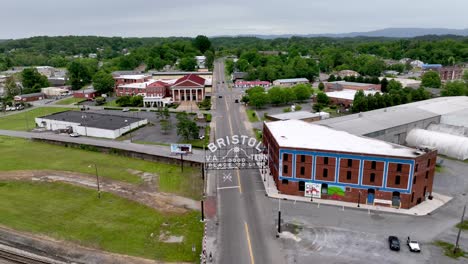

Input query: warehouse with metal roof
[317,96,468,160]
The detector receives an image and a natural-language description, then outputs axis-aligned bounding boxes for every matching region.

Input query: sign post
[171,144,192,172]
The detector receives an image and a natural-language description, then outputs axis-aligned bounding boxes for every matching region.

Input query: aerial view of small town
[0,1,467,263]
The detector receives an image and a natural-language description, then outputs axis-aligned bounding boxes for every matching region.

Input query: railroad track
[0,247,56,264]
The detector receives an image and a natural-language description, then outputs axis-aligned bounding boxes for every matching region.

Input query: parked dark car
[388,236,400,251]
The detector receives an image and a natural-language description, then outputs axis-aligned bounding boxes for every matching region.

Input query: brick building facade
[263,120,437,209]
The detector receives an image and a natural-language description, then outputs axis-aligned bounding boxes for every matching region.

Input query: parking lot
[88,109,208,144]
[275,157,468,263]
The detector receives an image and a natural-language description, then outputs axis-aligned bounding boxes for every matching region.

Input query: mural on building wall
[305,183,321,198]
[327,185,345,200]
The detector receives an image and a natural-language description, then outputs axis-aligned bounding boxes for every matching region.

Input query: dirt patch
[0,170,199,214]
[158,231,184,243]
[126,169,159,191]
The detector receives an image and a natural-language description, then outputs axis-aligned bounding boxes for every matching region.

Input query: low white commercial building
[35,111,148,139]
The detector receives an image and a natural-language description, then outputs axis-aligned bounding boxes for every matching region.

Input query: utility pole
[201,200,205,221]
[454,203,466,254]
[277,198,282,237]
[180,153,184,172]
[89,164,101,199]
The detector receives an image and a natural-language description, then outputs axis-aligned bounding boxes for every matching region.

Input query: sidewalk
[258,164,452,216]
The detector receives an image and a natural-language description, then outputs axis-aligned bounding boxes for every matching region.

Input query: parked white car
[407,237,421,252]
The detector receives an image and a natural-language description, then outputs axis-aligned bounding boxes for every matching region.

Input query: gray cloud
[1,0,467,38]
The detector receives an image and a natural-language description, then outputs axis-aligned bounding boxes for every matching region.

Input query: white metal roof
[317,96,468,135]
[266,120,419,158]
[326,89,378,100]
[274,78,309,83]
[114,75,148,80]
[269,111,326,120]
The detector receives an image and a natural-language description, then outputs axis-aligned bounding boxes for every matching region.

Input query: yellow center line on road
[244,222,255,264]
[223,90,242,193]
[236,169,242,194]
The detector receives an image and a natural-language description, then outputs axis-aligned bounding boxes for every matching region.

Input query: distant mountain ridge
[227,28,468,39]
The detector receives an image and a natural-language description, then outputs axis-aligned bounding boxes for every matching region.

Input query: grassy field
[434,240,467,259]
[456,220,468,230]
[246,109,260,122]
[54,97,87,105]
[104,100,119,107]
[0,181,203,262]
[253,128,263,141]
[0,107,73,131]
[0,136,203,199]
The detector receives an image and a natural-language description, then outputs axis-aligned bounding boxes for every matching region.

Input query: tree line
[241,84,313,108]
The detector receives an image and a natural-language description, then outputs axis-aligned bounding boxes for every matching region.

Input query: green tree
[463,70,468,82]
[268,87,283,105]
[67,61,92,90]
[410,87,431,101]
[441,81,467,96]
[293,84,312,101]
[246,86,265,96]
[421,71,441,88]
[387,79,403,92]
[380,78,389,93]
[312,103,323,113]
[4,76,20,98]
[159,119,172,135]
[316,92,330,105]
[94,97,106,106]
[327,74,336,82]
[93,71,115,94]
[176,112,198,140]
[225,59,235,74]
[179,57,197,71]
[21,68,50,93]
[282,88,296,104]
[318,82,325,91]
[352,90,368,113]
[249,92,269,108]
[193,35,211,54]
[204,50,214,70]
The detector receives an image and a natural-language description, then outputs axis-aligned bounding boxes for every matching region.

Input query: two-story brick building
[262,120,437,209]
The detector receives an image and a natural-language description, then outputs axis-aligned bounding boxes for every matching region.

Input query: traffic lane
[242,170,285,264]
[215,80,254,263]
[224,87,284,263]
[217,170,251,264]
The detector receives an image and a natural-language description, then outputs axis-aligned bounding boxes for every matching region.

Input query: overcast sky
[1,0,467,39]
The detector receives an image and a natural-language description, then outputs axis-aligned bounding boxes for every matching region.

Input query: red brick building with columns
[262,120,437,209]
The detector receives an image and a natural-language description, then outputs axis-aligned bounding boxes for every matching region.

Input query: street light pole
[277,198,282,237]
[357,190,361,207]
[89,164,101,199]
[82,114,88,136]
[454,203,466,254]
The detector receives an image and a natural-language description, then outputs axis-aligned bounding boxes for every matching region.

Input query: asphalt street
[212,60,284,264]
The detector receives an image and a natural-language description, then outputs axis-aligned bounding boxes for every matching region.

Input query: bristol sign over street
[205,135,266,170]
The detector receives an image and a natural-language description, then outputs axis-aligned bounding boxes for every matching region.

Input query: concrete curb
[258,165,452,216]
